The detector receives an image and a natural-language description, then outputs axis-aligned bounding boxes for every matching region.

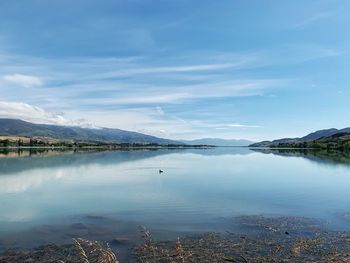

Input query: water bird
[159,169,163,174]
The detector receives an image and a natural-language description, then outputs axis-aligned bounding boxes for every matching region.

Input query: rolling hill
[250,128,350,150]
[250,127,350,147]
[0,118,179,145]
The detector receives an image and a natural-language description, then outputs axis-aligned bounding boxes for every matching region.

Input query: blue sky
[0,0,349,141]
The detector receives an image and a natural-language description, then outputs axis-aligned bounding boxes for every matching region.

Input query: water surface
[1,147,350,257]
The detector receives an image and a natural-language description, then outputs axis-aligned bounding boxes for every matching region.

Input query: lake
[1,147,350,259]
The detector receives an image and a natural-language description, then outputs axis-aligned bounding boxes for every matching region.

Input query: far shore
[0,144,215,150]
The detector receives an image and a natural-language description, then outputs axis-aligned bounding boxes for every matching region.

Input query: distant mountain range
[10,118,349,149]
[0,118,179,145]
[250,127,350,148]
[181,138,254,146]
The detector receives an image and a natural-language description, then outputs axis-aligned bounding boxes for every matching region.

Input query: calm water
[1,147,350,256]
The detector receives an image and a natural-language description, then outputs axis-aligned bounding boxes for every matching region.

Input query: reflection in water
[0,147,253,221]
[251,148,350,166]
[0,147,252,176]
[1,147,350,256]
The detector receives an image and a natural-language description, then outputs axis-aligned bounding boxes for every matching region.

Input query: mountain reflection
[251,148,350,166]
[0,147,253,175]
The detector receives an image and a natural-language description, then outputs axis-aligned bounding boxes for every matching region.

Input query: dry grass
[136,226,193,263]
[73,238,119,263]
[0,238,119,263]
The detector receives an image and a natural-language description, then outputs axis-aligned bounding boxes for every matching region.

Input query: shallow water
[1,147,350,258]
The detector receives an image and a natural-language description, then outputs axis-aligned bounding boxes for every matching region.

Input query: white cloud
[227,123,261,128]
[0,101,262,140]
[0,101,98,128]
[2,73,43,88]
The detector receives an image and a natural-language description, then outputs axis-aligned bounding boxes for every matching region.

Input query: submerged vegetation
[135,216,350,263]
[0,238,119,263]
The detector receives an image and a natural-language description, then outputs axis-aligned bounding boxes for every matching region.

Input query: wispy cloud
[156,106,165,115]
[0,46,341,140]
[294,12,332,28]
[59,79,279,106]
[95,62,245,79]
[0,49,289,140]
[215,123,261,130]
[227,123,261,128]
[0,50,284,108]
[2,73,43,88]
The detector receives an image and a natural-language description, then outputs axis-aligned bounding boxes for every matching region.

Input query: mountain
[0,118,179,145]
[250,127,350,148]
[300,128,350,141]
[181,138,254,146]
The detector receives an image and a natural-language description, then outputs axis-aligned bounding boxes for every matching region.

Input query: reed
[73,238,119,263]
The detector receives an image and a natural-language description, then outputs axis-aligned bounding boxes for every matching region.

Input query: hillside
[250,129,350,150]
[181,138,253,146]
[250,127,350,147]
[0,118,179,145]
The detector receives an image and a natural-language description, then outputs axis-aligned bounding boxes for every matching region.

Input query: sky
[0,0,349,141]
